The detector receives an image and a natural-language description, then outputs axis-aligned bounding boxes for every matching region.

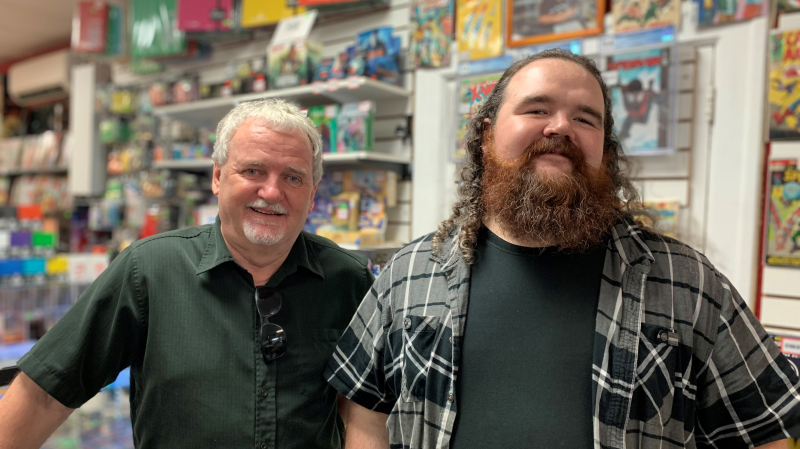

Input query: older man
[327,50,800,448]
[0,99,373,449]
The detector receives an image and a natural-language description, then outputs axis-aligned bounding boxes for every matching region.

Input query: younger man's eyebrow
[517,94,604,124]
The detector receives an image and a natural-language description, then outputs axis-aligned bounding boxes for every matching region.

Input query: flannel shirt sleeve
[696,272,800,448]
[325,265,396,414]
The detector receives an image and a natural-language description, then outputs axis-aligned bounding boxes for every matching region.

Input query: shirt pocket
[400,315,441,403]
[631,323,680,427]
[284,328,343,398]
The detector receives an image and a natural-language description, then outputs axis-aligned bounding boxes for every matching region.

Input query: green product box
[31,231,56,248]
[308,104,339,154]
[268,39,322,90]
[131,0,187,59]
[337,101,375,153]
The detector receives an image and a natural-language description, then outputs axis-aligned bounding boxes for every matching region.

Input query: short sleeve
[325,264,396,414]
[17,245,147,409]
[696,273,800,448]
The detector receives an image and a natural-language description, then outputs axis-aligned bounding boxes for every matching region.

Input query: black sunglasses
[255,287,286,364]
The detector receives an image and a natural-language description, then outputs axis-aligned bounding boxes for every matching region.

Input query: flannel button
[403,318,411,330]
[261,389,268,397]
[449,336,453,344]
[660,331,669,342]
[447,393,454,402]
[261,443,267,449]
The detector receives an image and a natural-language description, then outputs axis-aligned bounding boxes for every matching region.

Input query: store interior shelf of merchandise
[0,166,69,176]
[152,152,411,172]
[152,77,411,129]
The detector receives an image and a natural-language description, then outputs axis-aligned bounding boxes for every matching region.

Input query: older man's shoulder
[126,223,214,256]
[302,231,370,271]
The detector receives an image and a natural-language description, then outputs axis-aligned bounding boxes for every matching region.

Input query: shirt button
[449,336,453,344]
[261,443,267,449]
[447,393,454,402]
[403,318,411,330]
[660,332,669,342]
[261,389,269,397]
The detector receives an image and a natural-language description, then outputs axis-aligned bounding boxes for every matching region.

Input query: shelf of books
[153,76,411,129]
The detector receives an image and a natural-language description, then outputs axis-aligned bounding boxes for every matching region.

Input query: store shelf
[0,166,68,176]
[152,159,214,172]
[322,152,411,165]
[338,242,406,252]
[153,77,411,129]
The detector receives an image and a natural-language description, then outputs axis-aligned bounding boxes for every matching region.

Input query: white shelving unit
[0,166,69,177]
[153,77,411,130]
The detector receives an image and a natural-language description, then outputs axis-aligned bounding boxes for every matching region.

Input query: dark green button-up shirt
[18,218,372,448]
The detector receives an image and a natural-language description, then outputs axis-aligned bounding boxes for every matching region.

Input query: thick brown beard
[480,132,623,252]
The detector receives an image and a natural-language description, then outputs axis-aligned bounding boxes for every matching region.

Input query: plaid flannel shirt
[325,219,800,448]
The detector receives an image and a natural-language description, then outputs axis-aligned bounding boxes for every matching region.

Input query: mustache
[521,137,586,168]
[246,199,287,214]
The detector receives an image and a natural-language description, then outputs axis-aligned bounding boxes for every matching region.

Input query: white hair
[212,98,324,185]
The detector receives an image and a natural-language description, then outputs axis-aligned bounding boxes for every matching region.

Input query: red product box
[72,1,109,53]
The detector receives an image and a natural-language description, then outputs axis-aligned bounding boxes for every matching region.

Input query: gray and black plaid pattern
[325,219,800,448]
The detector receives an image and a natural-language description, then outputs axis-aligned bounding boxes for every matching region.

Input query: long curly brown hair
[432,49,644,264]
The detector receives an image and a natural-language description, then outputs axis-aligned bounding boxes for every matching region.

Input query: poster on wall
[454,72,502,161]
[769,30,800,140]
[765,159,800,267]
[456,0,503,61]
[612,0,680,33]
[603,48,673,155]
[695,0,768,26]
[506,0,604,47]
[410,0,454,68]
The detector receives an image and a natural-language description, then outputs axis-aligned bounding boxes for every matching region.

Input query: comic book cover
[604,48,672,154]
[642,200,680,237]
[454,72,502,161]
[771,334,800,377]
[769,31,800,140]
[509,0,600,45]
[359,27,402,85]
[456,0,503,61]
[695,0,767,26]
[765,159,800,267]
[613,0,680,33]
[409,0,454,68]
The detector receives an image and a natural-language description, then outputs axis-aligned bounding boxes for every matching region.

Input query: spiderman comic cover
[766,159,800,267]
[769,30,800,139]
[604,48,672,155]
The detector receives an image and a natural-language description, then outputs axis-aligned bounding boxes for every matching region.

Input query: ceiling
[0,0,87,66]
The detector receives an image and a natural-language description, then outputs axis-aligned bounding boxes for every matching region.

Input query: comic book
[604,48,672,154]
[771,334,800,378]
[642,200,680,237]
[695,0,767,26]
[613,0,680,33]
[765,159,800,267]
[769,31,800,140]
[456,0,503,61]
[454,72,502,161]
[509,0,599,43]
[409,0,454,68]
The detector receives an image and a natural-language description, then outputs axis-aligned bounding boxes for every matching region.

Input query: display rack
[0,166,69,177]
[153,77,412,130]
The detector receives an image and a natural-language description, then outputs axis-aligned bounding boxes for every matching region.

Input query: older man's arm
[0,372,74,449]
[338,394,389,449]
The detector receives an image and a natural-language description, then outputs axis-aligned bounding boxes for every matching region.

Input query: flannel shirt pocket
[631,323,680,427]
[400,315,441,402]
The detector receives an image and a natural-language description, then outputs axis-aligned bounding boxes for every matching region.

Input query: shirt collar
[196,217,325,280]
[431,217,654,274]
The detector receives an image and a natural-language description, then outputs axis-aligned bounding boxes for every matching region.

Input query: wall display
[765,158,800,267]
[456,0,503,61]
[695,0,767,26]
[612,0,680,33]
[454,72,502,161]
[769,30,800,140]
[409,0,454,68]
[506,0,604,47]
[603,47,674,155]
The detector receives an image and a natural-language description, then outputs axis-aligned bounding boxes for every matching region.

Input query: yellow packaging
[241,0,305,28]
[330,192,360,232]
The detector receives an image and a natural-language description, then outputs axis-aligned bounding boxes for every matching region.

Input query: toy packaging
[344,170,398,245]
[313,57,339,82]
[307,104,339,153]
[242,0,304,28]
[337,101,375,153]
[268,39,322,89]
[358,27,402,85]
[72,2,109,54]
[177,0,234,32]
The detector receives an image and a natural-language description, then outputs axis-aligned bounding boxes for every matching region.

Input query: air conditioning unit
[8,49,72,106]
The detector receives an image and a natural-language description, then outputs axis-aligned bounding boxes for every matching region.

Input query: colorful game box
[337,101,375,153]
[268,39,323,89]
[307,104,339,153]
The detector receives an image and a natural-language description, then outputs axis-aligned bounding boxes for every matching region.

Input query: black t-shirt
[450,227,605,448]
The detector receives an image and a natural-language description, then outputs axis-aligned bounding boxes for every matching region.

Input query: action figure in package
[337,101,375,153]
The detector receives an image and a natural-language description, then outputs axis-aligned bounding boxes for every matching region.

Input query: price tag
[311,81,324,95]
[346,76,361,90]
[326,79,340,92]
